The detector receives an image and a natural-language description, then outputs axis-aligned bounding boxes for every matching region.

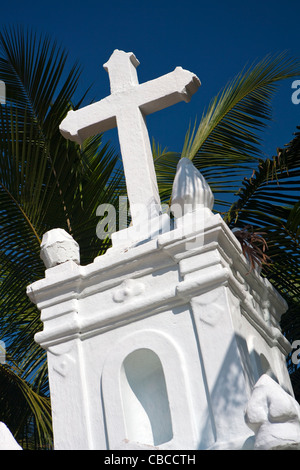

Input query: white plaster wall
[28,213,292,450]
[81,305,215,450]
[190,285,254,448]
[226,287,293,396]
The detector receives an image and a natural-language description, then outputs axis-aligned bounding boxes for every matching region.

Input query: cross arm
[59,97,117,145]
[137,67,201,115]
[59,62,200,147]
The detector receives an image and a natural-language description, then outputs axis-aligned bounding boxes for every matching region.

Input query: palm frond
[181,53,300,207]
[0,26,123,448]
[0,363,52,449]
[225,127,300,381]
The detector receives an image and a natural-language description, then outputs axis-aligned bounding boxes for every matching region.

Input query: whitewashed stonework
[40,228,80,269]
[27,51,298,450]
[27,203,293,450]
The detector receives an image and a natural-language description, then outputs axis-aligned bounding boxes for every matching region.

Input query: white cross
[59,50,200,225]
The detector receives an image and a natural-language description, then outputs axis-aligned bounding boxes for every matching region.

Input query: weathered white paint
[40,228,80,269]
[27,206,293,450]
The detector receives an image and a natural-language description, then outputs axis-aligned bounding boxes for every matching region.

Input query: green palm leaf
[222,126,300,398]
[0,26,123,448]
[180,53,300,207]
[154,53,300,400]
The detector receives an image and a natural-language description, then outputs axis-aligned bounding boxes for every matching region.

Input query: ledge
[29,213,288,351]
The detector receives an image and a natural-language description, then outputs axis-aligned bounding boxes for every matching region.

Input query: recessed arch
[121,348,173,446]
[101,329,195,449]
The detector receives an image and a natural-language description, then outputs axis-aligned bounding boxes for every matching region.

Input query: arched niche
[101,329,195,449]
[121,348,173,446]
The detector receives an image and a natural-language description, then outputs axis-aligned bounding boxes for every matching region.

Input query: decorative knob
[40,228,80,269]
[171,157,214,215]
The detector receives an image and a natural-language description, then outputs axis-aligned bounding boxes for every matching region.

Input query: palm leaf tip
[183,52,300,163]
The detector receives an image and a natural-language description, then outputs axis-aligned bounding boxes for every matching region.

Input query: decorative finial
[171,157,214,216]
[40,228,80,269]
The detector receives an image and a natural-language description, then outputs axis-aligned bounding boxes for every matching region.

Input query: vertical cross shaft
[104,51,161,223]
[115,105,161,223]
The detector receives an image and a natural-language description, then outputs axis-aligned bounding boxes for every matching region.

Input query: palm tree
[0,26,299,448]
[0,26,124,448]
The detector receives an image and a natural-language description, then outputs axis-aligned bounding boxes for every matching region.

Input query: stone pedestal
[27,211,291,450]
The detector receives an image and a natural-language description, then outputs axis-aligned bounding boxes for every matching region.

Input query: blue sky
[1,0,300,159]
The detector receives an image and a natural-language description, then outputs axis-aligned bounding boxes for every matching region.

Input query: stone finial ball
[40,228,80,269]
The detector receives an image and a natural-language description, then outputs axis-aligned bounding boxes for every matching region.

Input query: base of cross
[111,213,171,249]
[109,206,215,252]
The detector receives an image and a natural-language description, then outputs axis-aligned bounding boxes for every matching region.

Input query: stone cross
[59,50,200,225]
